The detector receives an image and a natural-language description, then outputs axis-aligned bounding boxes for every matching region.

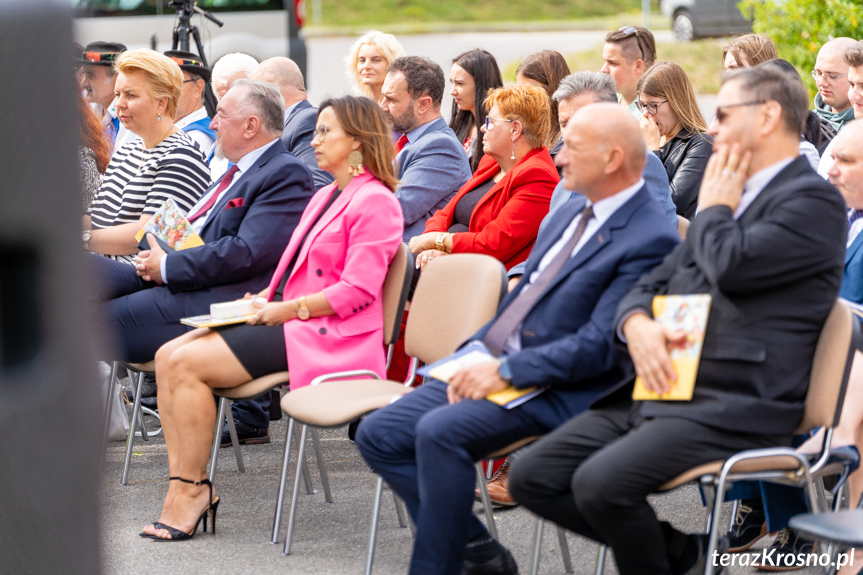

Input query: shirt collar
[283,101,301,123]
[403,116,443,144]
[734,157,795,219]
[235,138,280,175]
[586,178,645,227]
[174,106,209,129]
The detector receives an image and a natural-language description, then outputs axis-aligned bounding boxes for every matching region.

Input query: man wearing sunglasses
[601,25,657,120]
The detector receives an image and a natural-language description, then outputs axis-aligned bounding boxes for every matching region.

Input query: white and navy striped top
[88,131,210,264]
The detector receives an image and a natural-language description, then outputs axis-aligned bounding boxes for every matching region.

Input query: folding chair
[789,488,863,575]
[274,253,507,574]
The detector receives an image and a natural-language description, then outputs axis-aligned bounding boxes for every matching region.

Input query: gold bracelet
[435,232,450,252]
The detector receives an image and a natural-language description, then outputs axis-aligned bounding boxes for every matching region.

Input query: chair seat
[213,371,290,400]
[281,379,412,427]
[485,436,543,460]
[789,509,863,546]
[658,454,806,492]
[126,361,156,373]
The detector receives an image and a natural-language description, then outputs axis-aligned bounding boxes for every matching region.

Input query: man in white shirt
[165,50,215,157]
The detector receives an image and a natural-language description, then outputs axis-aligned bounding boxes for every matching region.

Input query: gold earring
[348,150,365,176]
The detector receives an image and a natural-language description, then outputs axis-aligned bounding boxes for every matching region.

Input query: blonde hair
[115,49,183,119]
[346,30,405,98]
[722,34,778,69]
[485,84,552,149]
[637,61,708,135]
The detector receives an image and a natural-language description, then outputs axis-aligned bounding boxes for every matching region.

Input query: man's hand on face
[698,143,752,213]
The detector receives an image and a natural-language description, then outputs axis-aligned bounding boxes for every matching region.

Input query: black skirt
[213,323,288,379]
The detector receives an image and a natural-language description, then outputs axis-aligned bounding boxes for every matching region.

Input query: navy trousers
[355,380,572,575]
[87,253,270,428]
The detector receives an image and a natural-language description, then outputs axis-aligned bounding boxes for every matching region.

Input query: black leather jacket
[654,131,712,219]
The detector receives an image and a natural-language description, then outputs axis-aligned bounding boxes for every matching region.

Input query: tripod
[169,0,223,118]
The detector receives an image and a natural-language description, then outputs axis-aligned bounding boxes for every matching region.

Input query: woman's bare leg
[141,328,213,535]
[153,330,253,538]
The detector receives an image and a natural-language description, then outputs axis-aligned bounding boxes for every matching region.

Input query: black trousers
[508,399,790,575]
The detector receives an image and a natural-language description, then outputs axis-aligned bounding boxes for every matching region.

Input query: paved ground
[101,403,827,575]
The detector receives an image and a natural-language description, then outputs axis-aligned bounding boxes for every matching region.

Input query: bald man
[819,39,863,177]
[252,57,333,189]
[813,37,858,131]
[510,66,846,575]
[355,104,679,575]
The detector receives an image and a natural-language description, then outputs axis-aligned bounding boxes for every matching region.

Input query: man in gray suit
[251,57,334,190]
[381,56,472,240]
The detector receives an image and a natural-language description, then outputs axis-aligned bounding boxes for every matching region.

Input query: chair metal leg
[283,424,309,555]
[529,516,544,575]
[137,402,149,441]
[557,526,573,573]
[121,370,145,485]
[392,491,408,528]
[595,543,607,575]
[208,397,228,483]
[101,361,120,471]
[271,417,295,544]
[292,421,314,495]
[475,463,499,540]
[223,398,245,473]
[365,475,385,575]
[309,427,332,503]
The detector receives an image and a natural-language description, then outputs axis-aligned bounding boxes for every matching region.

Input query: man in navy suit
[89,79,315,441]
[380,56,472,241]
[251,57,333,190]
[355,104,679,575]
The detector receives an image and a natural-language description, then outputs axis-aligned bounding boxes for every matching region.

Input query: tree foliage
[740,0,863,93]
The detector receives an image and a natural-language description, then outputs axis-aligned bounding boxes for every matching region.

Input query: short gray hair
[211,52,258,85]
[232,79,285,135]
[552,71,618,104]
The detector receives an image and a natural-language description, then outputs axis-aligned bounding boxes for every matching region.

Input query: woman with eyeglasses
[409,85,557,270]
[448,49,503,171]
[141,95,403,541]
[635,61,712,219]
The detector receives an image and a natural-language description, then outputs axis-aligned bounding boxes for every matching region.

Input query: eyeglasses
[714,100,766,124]
[634,100,668,115]
[810,69,849,83]
[484,116,515,130]
[312,125,331,142]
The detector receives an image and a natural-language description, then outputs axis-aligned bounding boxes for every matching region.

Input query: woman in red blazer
[409,84,559,271]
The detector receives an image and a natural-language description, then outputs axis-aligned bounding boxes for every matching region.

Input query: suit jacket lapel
[736,156,808,226]
[284,99,313,130]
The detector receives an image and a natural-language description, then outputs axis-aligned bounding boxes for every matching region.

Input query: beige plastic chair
[275,253,507,574]
[594,300,859,575]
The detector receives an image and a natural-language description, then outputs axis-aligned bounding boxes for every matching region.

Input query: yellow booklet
[135,198,204,252]
[632,294,712,401]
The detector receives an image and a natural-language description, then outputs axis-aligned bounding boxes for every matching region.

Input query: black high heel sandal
[151,478,220,542]
[139,477,179,538]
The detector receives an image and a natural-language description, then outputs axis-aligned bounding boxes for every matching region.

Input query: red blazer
[423,147,557,270]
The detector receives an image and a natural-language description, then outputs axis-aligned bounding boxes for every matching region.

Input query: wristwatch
[82,229,91,252]
[497,357,513,384]
[435,232,450,252]
[296,296,310,320]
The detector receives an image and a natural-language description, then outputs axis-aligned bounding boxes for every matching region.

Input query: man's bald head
[821,37,859,58]
[557,103,646,200]
[827,119,863,208]
[250,57,307,109]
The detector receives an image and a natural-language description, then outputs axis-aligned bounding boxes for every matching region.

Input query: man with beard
[380,56,471,240]
[88,80,315,443]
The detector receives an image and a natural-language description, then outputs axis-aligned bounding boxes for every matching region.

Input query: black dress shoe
[462,547,519,575]
[219,419,270,448]
[756,529,815,572]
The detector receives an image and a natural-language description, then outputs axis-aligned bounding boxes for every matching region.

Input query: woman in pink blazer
[142,96,403,541]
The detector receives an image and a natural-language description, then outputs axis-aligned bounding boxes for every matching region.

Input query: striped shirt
[88,131,210,264]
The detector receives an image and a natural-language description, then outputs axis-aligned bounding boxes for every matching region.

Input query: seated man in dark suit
[251,56,333,190]
[89,79,315,444]
[380,56,472,241]
[509,66,847,575]
[355,103,679,575]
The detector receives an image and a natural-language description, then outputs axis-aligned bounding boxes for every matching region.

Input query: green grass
[504,38,726,95]
[312,0,654,29]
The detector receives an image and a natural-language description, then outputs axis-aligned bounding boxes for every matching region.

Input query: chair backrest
[405,254,507,365]
[797,300,859,433]
[382,243,414,346]
[677,215,690,240]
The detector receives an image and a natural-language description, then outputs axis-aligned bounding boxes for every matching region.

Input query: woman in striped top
[84,49,209,264]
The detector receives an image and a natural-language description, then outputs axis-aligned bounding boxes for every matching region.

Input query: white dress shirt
[175,106,215,157]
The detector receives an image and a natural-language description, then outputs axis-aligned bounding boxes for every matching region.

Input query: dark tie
[849,208,863,230]
[188,165,240,223]
[394,134,409,155]
[483,206,595,356]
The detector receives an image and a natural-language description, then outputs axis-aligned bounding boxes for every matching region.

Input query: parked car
[661,0,753,41]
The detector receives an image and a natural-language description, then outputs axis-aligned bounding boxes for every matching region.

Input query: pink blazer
[265,172,404,390]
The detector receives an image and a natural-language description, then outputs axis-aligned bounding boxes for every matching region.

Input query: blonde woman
[346,30,405,103]
[84,49,210,263]
[635,61,712,218]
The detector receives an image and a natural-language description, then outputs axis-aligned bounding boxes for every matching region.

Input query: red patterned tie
[187,165,240,223]
[394,134,409,154]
